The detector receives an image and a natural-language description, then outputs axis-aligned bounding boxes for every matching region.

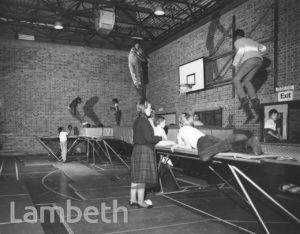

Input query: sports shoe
[244,115,255,124]
[145,199,153,206]
[238,97,249,110]
[251,97,261,115]
[241,101,255,124]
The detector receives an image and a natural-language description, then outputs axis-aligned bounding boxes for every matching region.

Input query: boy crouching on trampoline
[58,126,72,163]
[171,113,234,162]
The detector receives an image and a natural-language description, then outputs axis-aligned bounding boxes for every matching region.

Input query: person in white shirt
[193,113,204,127]
[264,109,282,142]
[232,29,266,122]
[154,115,168,141]
[154,115,174,166]
[172,113,233,161]
[58,126,71,163]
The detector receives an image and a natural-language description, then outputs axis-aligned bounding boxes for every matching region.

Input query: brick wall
[289,109,300,143]
[277,0,300,88]
[148,0,300,138]
[0,39,140,154]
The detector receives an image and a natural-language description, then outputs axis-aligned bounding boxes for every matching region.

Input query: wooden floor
[0,153,299,234]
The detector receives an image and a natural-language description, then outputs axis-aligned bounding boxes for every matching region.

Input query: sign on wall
[276,85,294,102]
[278,91,293,102]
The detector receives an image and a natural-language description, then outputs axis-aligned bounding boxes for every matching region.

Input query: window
[160,113,176,125]
[195,109,222,127]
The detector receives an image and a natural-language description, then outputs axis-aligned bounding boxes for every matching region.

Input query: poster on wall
[263,104,288,140]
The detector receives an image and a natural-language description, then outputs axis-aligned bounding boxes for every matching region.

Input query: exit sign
[278,90,293,102]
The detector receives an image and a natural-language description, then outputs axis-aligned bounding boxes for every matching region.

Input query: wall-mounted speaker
[95,9,115,34]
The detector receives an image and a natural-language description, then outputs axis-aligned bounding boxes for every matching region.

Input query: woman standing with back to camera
[129,99,162,208]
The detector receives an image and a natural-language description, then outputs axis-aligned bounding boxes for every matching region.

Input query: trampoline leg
[103,140,129,169]
[92,140,95,165]
[157,156,164,194]
[86,139,90,162]
[208,165,249,205]
[95,141,112,163]
[157,154,181,194]
[36,137,61,161]
[228,165,270,234]
[229,165,300,224]
[103,141,113,163]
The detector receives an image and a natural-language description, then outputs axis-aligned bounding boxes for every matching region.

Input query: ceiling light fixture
[54,21,63,30]
[131,36,143,40]
[154,5,165,16]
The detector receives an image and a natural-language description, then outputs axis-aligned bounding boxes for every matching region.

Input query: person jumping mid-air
[232,29,267,123]
[128,41,149,92]
[68,97,88,126]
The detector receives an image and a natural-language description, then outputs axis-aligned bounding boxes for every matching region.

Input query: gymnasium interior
[0,0,300,233]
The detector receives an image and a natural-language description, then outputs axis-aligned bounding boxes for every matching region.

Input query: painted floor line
[80,194,131,200]
[54,206,74,234]
[74,191,87,201]
[0,219,40,225]
[103,219,224,234]
[67,183,78,192]
[34,202,56,206]
[73,186,128,192]
[53,204,176,220]
[0,193,29,197]
[162,194,256,234]
[88,195,130,201]
[41,169,81,201]
[227,219,291,224]
[93,165,105,171]
[14,158,19,181]
[69,184,131,192]
[0,160,5,176]
[23,163,54,166]
[1,171,51,175]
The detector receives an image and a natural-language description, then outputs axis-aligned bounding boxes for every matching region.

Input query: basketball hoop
[180,83,194,89]
[179,83,194,95]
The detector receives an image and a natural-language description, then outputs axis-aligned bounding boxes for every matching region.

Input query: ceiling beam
[121,9,155,39]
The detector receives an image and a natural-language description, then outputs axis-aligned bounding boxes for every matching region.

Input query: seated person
[172,113,233,161]
[67,124,73,135]
[193,113,204,127]
[154,115,168,141]
[154,115,175,147]
[264,109,282,143]
[154,115,174,165]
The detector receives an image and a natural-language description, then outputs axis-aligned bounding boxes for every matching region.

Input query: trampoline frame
[156,145,300,234]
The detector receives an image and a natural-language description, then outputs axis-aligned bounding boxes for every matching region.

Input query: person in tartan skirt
[130,99,162,208]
